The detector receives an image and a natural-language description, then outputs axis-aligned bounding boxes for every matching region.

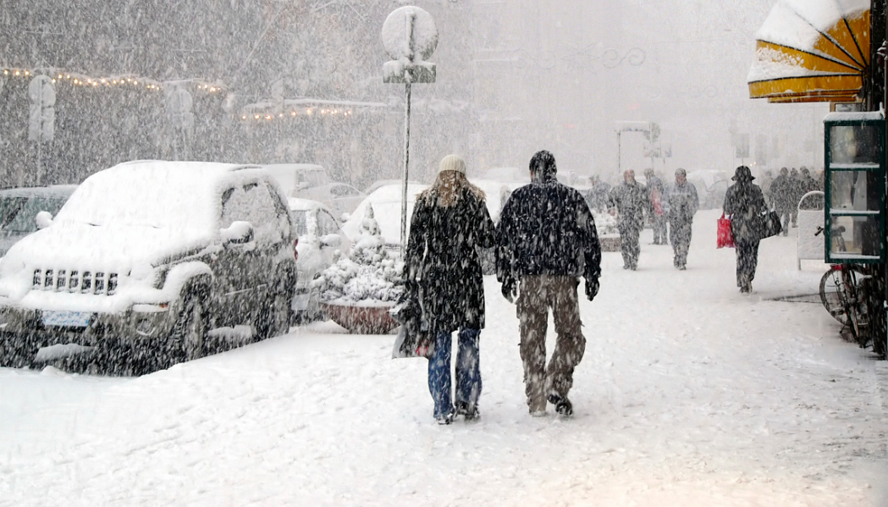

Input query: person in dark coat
[607,169,647,270]
[644,168,668,245]
[723,165,766,293]
[768,167,792,236]
[666,168,699,270]
[404,154,496,424]
[585,174,611,213]
[798,166,818,195]
[497,150,601,417]
[789,167,802,228]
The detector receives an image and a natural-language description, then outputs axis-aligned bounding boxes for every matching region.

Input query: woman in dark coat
[404,154,496,424]
[723,165,767,293]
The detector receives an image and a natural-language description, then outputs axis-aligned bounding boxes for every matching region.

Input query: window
[316,210,339,236]
[330,184,359,197]
[221,182,286,244]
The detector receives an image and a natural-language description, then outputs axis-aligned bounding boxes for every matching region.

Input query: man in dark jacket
[666,168,699,270]
[497,150,601,417]
[724,165,767,293]
[607,169,647,270]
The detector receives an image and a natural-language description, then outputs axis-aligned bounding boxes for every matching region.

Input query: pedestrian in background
[799,166,818,195]
[789,167,802,228]
[607,169,647,270]
[583,174,610,213]
[404,154,497,425]
[497,150,601,417]
[666,168,699,270]
[644,168,668,245]
[723,165,766,293]
[769,167,792,236]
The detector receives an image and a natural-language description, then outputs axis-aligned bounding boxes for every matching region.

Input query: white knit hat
[438,154,467,175]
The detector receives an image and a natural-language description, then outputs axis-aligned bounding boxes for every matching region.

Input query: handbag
[717,213,734,249]
[758,209,782,240]
[390,284,434,359]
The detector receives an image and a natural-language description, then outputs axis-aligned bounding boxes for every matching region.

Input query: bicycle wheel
[842,268,872,347]
[819,269,849,325]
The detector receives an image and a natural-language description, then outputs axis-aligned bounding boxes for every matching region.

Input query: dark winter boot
[547,393,573,416]
[435,411,454,425]
[454,401,480,421]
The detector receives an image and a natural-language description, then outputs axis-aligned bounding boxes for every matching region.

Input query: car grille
[32,269,118,296]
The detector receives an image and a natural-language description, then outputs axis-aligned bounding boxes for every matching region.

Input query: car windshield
[0,197,27,229]
[0,196,68,234]
[291,210,309,236]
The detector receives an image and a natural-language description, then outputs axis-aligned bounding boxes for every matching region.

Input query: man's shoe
[547,393,573,416]
[435,412,454,425]
[454,401,479,420]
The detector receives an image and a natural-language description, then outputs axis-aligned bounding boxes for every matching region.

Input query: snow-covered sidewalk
[1,209,886,506]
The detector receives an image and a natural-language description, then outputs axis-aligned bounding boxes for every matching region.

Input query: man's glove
[585,278,599,301]
[501,277,517,303]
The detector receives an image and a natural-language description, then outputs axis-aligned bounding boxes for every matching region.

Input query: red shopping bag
[717,213,734,249]
[651,189,664,216]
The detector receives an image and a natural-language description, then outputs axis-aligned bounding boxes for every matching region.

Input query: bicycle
[815,225,873,347]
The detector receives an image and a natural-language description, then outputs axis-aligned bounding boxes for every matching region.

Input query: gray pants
[619,226,641,269]
[652,215,668,244]
[516,275,586,414]
[670,219,693,268]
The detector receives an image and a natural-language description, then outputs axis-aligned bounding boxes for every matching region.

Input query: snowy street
[1,209,886,506]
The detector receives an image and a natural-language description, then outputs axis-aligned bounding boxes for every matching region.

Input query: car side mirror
[221,221,254,244]
[35,211,53,229]
[320,234,342,248]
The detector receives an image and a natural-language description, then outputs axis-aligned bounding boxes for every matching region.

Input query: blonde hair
[418,170,485,207]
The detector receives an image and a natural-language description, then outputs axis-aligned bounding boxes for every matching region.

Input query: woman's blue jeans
[428,328,481,418]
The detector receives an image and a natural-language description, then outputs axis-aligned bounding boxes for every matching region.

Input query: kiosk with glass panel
[823,111,885,264]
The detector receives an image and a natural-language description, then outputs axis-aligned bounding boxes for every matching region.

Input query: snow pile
[592,209,618,236]
[312,205,404,304]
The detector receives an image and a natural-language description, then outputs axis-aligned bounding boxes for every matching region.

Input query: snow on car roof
[55,160,262,231]
[0,185,78,198]
[287,197,334,213]
[342,182,429,246]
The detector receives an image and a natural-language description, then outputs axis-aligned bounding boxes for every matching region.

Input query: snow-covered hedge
[311,206,404,305]
[592,210,618,236]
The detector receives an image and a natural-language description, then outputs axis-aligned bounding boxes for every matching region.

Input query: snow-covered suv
[0,161,297,371]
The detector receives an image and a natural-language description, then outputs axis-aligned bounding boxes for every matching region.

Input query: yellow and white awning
[748,0,870,103]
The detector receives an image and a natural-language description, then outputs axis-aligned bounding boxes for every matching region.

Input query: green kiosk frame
[823,111,886,264]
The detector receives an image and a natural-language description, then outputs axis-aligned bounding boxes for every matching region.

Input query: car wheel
[256,281,291,340]
[165,289,207,369]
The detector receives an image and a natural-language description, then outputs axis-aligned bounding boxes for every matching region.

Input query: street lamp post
[381,6,438,257]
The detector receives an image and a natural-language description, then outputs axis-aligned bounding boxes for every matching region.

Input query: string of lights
[240,108,357,121]
[0,67,225,95]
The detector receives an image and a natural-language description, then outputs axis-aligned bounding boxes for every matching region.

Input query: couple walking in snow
[404,151,602,424]
[608,168,699,271]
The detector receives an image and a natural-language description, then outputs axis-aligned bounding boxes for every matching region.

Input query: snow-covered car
[0,161,297,371]
[363,179,422,195]
[342,180,518,272]
[262,163,331,193]
[341,182,430,252]
[0,185,77,258]
[289,198,352,321]
[291,182,365,220]
[261,163,365,219]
